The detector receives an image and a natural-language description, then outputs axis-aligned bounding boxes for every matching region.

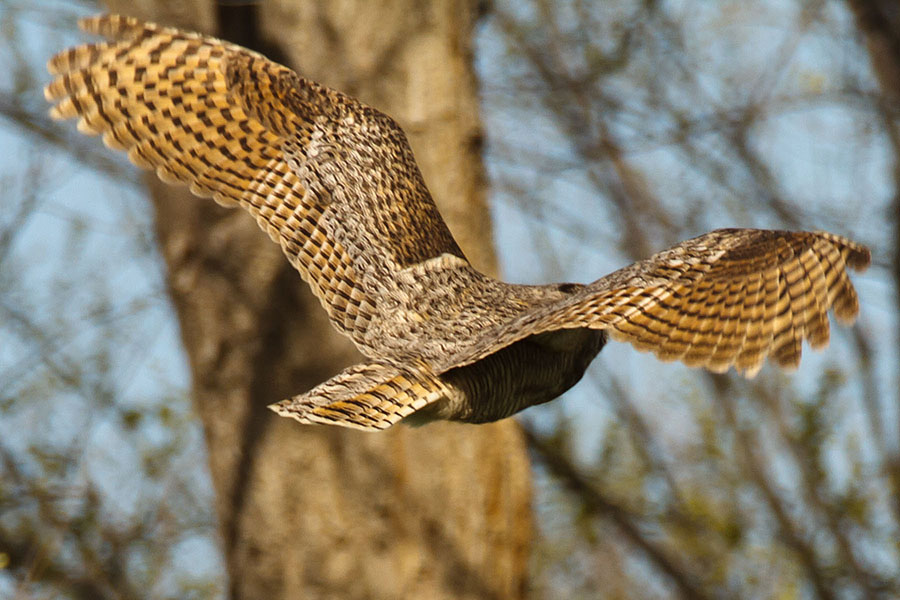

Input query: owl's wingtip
[848,245,871,272]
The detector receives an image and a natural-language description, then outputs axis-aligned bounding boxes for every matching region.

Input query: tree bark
[102,1,532,599]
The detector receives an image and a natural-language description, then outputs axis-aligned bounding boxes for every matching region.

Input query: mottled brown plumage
[46,15,871,431]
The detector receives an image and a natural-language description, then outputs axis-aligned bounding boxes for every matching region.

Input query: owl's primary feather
[47,15,870,431]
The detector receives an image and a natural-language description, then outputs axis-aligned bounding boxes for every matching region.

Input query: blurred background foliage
[481,1,897,598]
[1,0,897,598]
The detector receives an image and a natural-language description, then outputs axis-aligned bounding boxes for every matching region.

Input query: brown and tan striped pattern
[47,16,871,430]
[438,229,870,378]
[44,14,459,350]
[269,363,452,431]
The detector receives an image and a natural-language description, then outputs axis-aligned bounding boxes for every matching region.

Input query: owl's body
[435,328,607,423]
[46,15,871,431]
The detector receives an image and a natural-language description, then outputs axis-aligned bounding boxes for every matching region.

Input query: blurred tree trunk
[102,1,532,599]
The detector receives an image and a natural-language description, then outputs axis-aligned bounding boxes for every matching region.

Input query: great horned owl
[46,15,870,431]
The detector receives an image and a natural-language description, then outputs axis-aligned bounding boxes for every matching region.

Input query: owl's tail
[269,362,449,431]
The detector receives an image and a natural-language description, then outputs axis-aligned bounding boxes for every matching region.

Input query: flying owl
[46,15,870,431]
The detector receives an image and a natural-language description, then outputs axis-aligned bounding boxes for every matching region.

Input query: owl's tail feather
[269,362,449,431]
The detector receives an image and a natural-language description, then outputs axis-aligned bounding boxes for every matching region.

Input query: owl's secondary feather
[47,15,871,431]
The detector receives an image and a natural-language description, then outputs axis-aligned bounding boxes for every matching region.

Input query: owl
[46,15,870,431]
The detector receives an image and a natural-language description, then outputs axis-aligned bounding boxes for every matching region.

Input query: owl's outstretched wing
[437,229,870,377]
[45,14,465,356]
